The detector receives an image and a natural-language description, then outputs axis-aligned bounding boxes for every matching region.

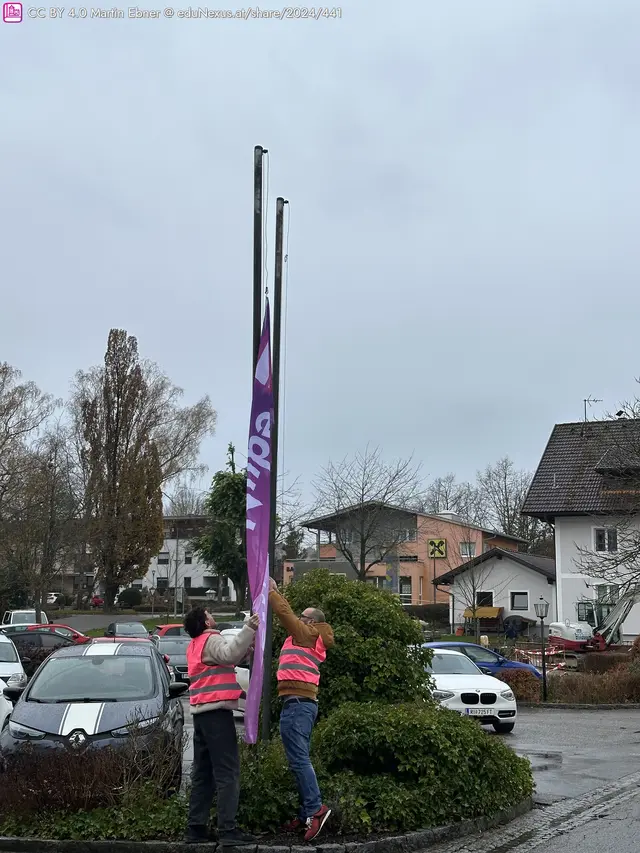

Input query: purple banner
[244,300,273,744]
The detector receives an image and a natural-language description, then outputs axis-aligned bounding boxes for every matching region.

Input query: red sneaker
[282,817,305,833]
[304,805,332,842]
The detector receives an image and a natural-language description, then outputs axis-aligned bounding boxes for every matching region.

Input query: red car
[27,624,90,645]
[152,624,188,638]
[91,595,104,608]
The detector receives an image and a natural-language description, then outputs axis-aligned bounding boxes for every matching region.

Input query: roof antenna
[583,396,602,422]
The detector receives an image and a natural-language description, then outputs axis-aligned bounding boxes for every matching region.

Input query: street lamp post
[151,570,156,616]
[534,597,550,701]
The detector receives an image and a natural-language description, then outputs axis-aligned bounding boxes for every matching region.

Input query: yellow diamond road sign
[428,539,447,558]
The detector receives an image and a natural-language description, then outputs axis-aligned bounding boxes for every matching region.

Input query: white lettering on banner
[248,435,270,469]
[247,494,263,513]
[247,519,256,530]
[255,411,271,439]
[247,462,260,478]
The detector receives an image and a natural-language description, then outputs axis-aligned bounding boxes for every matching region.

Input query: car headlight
[7,672,27,687]
[500,689,515,701]
[111,716,160,737]
[8,721,46,740]
[433,690,455,701]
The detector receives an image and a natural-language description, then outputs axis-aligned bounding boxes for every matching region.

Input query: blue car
[423,641,542,679]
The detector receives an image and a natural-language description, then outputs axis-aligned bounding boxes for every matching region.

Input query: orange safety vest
[187,631,243,706]
[277,635,327,686]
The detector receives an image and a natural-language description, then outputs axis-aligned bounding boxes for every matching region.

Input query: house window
[366,577,385,589]
[395,529,417,543]
[158,552,169,565]
[184,552,193,565]
[595,584,618,605]
[510,591,529,611]
[460,542,476,558]
[594,528,618,552]
[476,591,494,607]
[398,555,418,562]
[184,577,191,589]
[157,578,168,591]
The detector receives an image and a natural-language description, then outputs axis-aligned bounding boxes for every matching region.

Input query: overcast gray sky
[2,0,639,501]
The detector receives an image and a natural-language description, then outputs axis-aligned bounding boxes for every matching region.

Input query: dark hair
[184,607,208,639]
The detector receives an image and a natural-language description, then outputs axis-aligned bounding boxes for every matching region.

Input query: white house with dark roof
[522,419,640,640]
[435,548,556,635]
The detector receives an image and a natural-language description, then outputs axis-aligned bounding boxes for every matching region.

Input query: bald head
[301,607,325,624]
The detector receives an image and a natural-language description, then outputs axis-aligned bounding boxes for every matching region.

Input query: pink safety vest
[187,631,243,706]
[277,635,327,685]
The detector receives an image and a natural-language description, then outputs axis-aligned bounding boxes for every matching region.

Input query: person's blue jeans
[279,698,322,819]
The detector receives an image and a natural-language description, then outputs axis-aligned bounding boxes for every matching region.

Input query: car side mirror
[104,630,113,637]
[480,667,492,675]
[20,657,31,665]
[168,681,188,698]
[3,685,25,702]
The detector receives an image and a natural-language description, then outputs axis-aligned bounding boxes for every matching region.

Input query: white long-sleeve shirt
[190,625,256,715]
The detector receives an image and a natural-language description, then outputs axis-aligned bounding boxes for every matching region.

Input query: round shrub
[118,587,143,607]
[237,703,533,835]
[270,569,432,718]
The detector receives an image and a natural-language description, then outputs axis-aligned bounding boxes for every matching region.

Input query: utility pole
[253,145,267,373]
[261,196,287,742]
[173,522,180,617]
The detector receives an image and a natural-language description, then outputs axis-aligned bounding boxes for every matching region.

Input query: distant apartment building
[283,503,526,605]
[135,515,236,603]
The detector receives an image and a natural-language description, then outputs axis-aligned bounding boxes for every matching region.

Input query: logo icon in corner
[68,730,87,751]
[3,2,22,21]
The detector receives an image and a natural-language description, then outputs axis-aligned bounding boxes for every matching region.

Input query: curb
[519,702,640,709]
[0,798,533,853]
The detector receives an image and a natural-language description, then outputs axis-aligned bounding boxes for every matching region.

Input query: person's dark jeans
[279,699,322,819]
[188,709,240,836]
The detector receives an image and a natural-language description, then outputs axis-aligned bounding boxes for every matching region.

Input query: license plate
[465,708,493,716]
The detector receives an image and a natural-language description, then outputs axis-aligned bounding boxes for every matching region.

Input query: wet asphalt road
[505,707,640,803]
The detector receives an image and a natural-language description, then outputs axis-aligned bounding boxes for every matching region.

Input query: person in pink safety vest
[183,607,259,846]
[269,577,335,842]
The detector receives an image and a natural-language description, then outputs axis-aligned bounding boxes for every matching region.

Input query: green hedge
[270,570,432,720]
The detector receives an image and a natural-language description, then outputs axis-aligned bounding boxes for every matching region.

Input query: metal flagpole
[261,196,287,741]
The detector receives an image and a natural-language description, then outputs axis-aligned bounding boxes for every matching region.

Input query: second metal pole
[261,196,287,741]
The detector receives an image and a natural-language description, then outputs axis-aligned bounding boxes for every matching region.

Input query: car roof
[427,647,469,657]
[93,636,152,643]
[53,642,154,658]
[424,641,480,648]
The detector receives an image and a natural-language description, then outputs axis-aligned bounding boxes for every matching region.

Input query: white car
[427,648,517,734]
[1,609,49,626]
[0,633,28,729]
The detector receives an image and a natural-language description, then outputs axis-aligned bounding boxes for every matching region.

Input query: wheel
[493,722,515,734]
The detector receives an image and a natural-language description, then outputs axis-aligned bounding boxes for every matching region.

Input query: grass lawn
[85,618,162,638]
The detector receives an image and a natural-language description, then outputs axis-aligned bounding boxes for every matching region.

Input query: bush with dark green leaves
[269,569,432,719]
[118,586,143,607]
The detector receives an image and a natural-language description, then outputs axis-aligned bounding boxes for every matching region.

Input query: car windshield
[28,655,156,702]
[0,643,18,663]
[11,612,36,624]
[427,653,482,675]
[114,623,147,636]
[157,640,189,656]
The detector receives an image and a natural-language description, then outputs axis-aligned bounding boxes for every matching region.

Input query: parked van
[1,610,49,627]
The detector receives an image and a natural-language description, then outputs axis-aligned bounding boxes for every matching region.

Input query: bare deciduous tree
[421,473,488,526]
[0,427,81,621]
[477,456,552,550]
[311,445,424,580]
